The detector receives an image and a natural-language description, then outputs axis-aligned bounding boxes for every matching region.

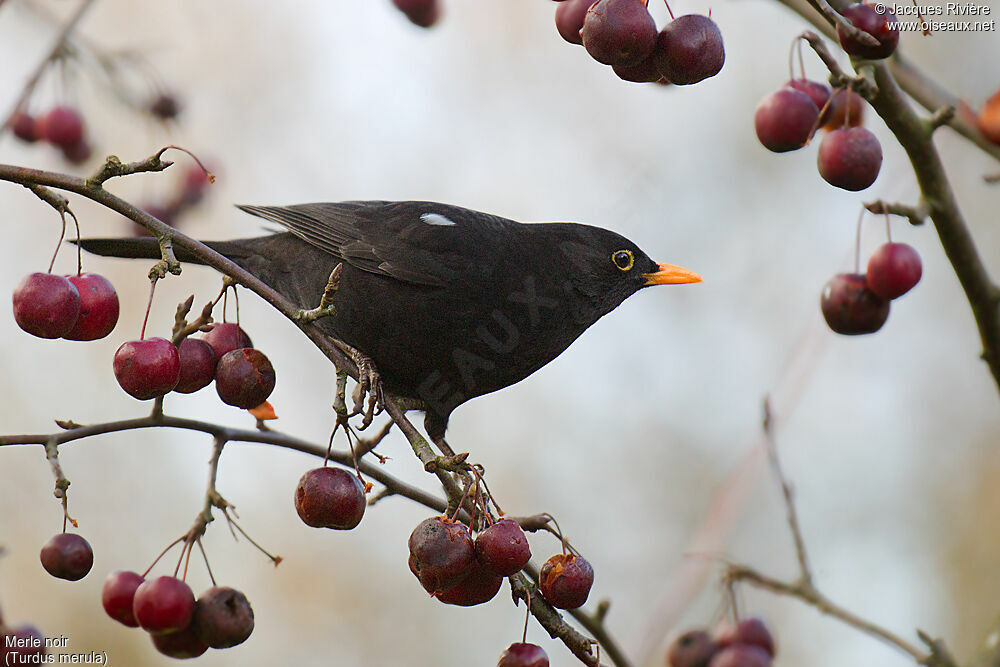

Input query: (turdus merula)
[78,200,701,440]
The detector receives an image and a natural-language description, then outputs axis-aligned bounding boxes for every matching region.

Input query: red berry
[39,533,93,581]
[294,467,366,529]
[201,322,253,359]
[866,242,922,299]
[113,338,181,400]
[539,553,594,609]
[12,273,81,339]
[613,54,662,83]
[61,139,92,165]
[821,88,866,129]
[667,630,719,667]
[707,645,772,667]
[391,0,440,28]
[193,586,254,648]
[555,0,595,44]
[581,0,657,67]
[786,79,831,113]
[821,273,890,335]
[150,621,208,659]
[149,93,181,120]
[837,3,899,60]
[102,570,145,627]
[754,88,819,153]
[215,348,276,408]
[498,642,550,667]
[435,559,503,606]
[715,618,775,657]
[133,576,196,634]
[475,518,531,576]
[174,338,218,394]
[63,273,119,341]
[11,112,38,142]
[817,127,882,191]
[652,15,725,85]
[408,516,476,594]
[38,106,84,148]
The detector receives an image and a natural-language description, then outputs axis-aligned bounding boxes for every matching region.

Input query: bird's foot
[295,263,342,324]
[333,341,383,429]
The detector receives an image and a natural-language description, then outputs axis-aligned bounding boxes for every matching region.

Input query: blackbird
[78,200,701,439]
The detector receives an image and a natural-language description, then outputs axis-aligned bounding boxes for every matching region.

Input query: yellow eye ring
[612,250,634,272]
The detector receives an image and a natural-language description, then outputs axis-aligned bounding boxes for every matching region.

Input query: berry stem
[882,203,893,242]
[47,212,67,274]
[69,210,82,275]
[521,592,532,644]
[140,278,157,340]
[854,206,867,274]
[662,0,675,20]
[142,535,186,579]
[196,538,217,587]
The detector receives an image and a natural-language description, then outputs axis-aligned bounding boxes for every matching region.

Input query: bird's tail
[73,237,212,264]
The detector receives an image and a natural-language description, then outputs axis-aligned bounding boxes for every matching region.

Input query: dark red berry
[837,3,899,60]
[715,618,775,657]
[817,127,882,191]
[215,348,276,408]
[821,273,890,335]
[652,15,725,85]
[707,645,772,667]
[555,0,595,44]
[539,553,594,609]
[102,570,145,627]
[192,586,254,648]
[581,0,657,67]
[294,467,366,529]
[12,273,81,339]
[201,322,253,359]
[133,576,196,634]
[61,139,92,165]
[475,518,531,576]
[434,559,503,606]
[177,165,212,208]
[667,630,719,667]
[114,338,181,399]
[498,642,550,667]
[11,112,38,142]
[174,338,218,394]
[408,516,476,594]
[38,106,84,148]
[822,88,866,129]
[786,79,831,113]
[613,54,662,83]
[754,88,819,153]
[866,243,922,299]
[149,93,181,120]
[391,0,440,27]
[39,533,93,581]
[151,622,208,659]
[63,273,119,341]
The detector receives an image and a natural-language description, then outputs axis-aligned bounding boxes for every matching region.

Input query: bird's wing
[236,201,514,287]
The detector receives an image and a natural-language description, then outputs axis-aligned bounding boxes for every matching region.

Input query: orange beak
[642,262,703,286]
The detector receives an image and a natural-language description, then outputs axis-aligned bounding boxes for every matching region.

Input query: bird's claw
[348,351,384,430]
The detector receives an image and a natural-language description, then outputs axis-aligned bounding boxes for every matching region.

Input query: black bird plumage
[78,200,700,439]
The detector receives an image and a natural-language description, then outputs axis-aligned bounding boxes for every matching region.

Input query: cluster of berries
[667,618,776,667]
[11,106,92,164]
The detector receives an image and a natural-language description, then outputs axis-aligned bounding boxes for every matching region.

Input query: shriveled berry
[13,273,80,339]
[201,322,253,359]
[667,630,719,667]
[555,0,595,44]
[539,553,594,609]
[652,15,724,85]
[63,273,119,341]
[715,618,775,657]
[817,127,882,191]
[821,88,865,129]
[866,242,922,299]
[39,533,93,581]
[408,516,476,594]
[215,348,276,408]
[133,576,196,634]
[294,467,366,529]
[38,106,84,147]
[391,0,440,27]
[582,0,657,67]
[786,79,831,114]
[193,586,254,648]
[174,338,218,394]
[151,622,208,659]
[102,570,145,627]
[707,645,772,667]
[11,112,38,142]
[754,88,819,153]
[821,273,890,335]
[498,642,549,667]
[435,560,503,606]
[837,3,899,60]
[114,338,181,399]
[475,518,531,576]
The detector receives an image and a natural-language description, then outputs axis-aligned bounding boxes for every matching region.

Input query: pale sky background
[1,1,999,666]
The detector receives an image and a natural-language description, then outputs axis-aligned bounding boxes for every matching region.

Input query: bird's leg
[295,263,342,324]
[332,340,384,430]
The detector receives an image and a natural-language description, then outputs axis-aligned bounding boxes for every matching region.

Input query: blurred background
[1,1,999,665]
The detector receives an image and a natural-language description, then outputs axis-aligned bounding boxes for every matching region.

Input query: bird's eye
[612,250,634,272]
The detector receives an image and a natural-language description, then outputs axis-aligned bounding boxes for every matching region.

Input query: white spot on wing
[421,212,456,226]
